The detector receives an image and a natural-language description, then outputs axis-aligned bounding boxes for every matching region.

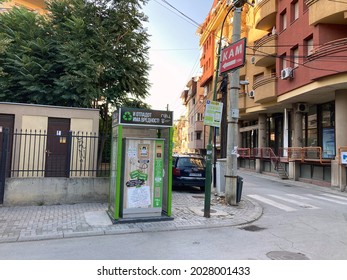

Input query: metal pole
[225,4,243,206]
[204,5,234,218]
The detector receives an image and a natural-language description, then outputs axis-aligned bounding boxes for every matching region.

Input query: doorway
[45,118,70,177]
[0,114,14,176]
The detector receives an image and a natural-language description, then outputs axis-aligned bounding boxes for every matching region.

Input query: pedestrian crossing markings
[247,193,347,212]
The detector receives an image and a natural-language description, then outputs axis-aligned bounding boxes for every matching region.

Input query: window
[281,54,287,69]
[292,46,299,68]
[196,113,203,122]
[196,132,202,140]
[305,37,314,56]
[280,10,287,31]
[291,1,299,22]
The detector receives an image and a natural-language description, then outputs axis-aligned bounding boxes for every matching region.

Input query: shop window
[321,102,335,159]
[306,106,317,147]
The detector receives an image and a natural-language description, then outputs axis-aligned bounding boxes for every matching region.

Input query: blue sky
[142,0,213,118]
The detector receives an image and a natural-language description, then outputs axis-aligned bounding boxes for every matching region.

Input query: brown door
[0,114,14,176]
[45,118,70,177]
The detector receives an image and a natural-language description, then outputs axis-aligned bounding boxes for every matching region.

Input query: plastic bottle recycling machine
[108,107,174,222]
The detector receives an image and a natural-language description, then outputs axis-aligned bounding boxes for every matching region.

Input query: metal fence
[0,129,110,179]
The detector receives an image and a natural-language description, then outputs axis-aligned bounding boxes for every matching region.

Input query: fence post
[0,128,9,204]
[65,131,72,178]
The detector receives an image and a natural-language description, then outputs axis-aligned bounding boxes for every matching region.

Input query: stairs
[268,148,289,180]
[275,162,288,179]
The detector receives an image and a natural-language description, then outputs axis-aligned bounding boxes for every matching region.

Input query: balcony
[192,120,204,132]
[304,38,347,80]
[306,0,347,25]
[253,34,277,67]
[254,0,277,31]
[239,92,246,111]
[252,73,277,103]
[188,139,204,150]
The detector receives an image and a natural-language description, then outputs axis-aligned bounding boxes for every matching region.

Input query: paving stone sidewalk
[0,190,262,243]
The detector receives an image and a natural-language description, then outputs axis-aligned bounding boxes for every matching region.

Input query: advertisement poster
[204,100,223,127]
[322,128,335,159]
[123,139,163,210]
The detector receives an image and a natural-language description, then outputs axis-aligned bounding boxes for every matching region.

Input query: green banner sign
[118,107,173,127]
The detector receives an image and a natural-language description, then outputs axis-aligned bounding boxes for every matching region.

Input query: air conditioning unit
[248,90,255,98]
[297,103,309,113]
[281,67,294,80]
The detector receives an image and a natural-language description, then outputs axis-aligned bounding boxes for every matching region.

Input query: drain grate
[240,225,266,232]
[192,195,205,199]
[200,208,217,213]
[266,251,309,260]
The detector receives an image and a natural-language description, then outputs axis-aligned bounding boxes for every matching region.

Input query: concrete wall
[3,177,109,206]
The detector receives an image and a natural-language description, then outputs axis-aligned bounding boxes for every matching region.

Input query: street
[0,171,347,260]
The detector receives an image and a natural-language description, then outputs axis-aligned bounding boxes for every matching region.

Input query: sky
[141,0,213,119]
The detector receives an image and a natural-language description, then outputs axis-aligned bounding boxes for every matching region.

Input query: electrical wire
[246,46,343,73]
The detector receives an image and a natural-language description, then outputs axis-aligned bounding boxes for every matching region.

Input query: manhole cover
[240,225,265,232]
[266,251,309,260]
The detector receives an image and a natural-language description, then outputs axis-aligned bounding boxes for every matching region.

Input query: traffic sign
[219,37,246,74]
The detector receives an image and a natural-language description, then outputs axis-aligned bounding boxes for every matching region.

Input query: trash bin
[236,176,243,203]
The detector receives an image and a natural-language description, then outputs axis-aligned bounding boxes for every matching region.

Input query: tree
[0,0,150,108]
[0,0,151,165]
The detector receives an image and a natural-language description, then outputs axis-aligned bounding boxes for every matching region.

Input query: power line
[151,0,201,28]
[246,46,342,73]
[160,0,201,27]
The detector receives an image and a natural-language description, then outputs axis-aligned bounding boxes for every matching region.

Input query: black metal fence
[0,129,110,179]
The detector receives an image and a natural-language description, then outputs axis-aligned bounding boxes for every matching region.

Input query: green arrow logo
[122,111,132,121]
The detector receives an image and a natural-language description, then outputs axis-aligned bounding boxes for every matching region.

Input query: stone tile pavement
[0,189,262,243]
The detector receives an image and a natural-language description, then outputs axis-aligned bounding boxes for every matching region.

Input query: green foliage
[0,0,151,108]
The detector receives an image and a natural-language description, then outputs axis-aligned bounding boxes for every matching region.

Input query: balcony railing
[305,0,347,25]
[307,38,347,62]
[238,147,332,165]
[253,34,277,67]
[254,0,277,31]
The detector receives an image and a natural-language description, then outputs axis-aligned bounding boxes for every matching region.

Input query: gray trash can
[236,176,243,203]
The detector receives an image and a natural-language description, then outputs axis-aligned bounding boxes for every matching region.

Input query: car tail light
[173,168,181,176]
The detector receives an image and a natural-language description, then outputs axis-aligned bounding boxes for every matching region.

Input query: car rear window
[177,157,205,168]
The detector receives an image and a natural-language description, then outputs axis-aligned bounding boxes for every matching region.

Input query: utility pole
[225,0,246,206]
[203,3,235,218]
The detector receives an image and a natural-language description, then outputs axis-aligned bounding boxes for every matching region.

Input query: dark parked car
[172,154,206,191]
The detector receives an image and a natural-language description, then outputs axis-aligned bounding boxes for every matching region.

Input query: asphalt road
[1,171,346,260]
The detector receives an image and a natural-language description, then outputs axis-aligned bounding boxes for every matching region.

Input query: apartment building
[180,77,206,155]
[198,0,347,190]
[0,0,46,13]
